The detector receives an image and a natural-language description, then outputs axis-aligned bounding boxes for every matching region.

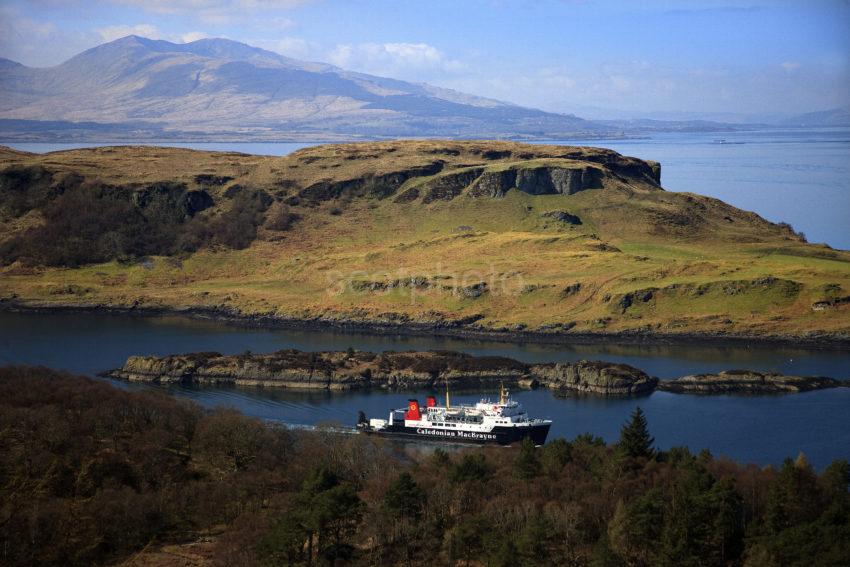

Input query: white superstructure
[362,383,552,445]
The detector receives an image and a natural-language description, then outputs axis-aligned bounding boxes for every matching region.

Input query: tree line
[0,366,847,566]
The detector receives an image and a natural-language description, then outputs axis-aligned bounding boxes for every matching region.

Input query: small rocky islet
[107,349,845,396]
[656,369,842,394]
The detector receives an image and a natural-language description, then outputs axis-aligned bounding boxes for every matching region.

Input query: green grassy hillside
[1,141,848,341]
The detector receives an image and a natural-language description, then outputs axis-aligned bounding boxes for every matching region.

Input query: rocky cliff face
[657,370,844,394]
[302,160,621,205]
[467,164,605,198]
[300,162,445,202]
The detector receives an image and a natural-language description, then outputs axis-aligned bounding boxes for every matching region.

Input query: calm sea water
[1,311,848,469]
[5,128,850,249]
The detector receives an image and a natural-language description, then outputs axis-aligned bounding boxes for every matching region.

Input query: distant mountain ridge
[1,35,842,141]
[0,35,601,140]
[779,108,850,128]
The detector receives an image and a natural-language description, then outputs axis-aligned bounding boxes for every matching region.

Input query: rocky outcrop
[421,168,485,203]
[109,349,528,390]
[458,282,489,299]
[658,370,844,394]
[531,360,658,396]
[109,348,846,397]
[481,149,512,160]
[300,162,444,201]
[194,174,233,186]
[108,349,658,396]
[393,186,420,203]
[812,295,850,311]
[542,210,582,225]
[560,282,582,298]
[391,162,605,203]
[516,165,603,195]
[608,277,803,313]
[649,162,661,184]
[468,164,604,198]
[350,276,431,292]
[468,169,517,197]
[553,150,660,186]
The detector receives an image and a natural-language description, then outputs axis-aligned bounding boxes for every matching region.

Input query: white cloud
[382,43,449,67]
[181,31,211,43]
[97,24,163,42]
[327,42,466,78]
[327,44,352,67]
[781,61,801,72]
[105,0,313,23]
[268,37,316,59]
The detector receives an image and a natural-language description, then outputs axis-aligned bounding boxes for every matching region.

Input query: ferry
[356,383,552,445]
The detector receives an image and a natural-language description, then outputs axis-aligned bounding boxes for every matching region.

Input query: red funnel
[405,399,421,420]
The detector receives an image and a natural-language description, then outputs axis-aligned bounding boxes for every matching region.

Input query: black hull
[360,422,551,446]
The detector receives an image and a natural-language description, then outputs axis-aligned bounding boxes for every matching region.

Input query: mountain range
[0,35,846,141]
[0,35,603,140]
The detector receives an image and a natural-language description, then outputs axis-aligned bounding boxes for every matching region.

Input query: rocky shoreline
[3,299,850,349]
[106,348,845,397]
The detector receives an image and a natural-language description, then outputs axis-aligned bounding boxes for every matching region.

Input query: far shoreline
[3,299,849,351]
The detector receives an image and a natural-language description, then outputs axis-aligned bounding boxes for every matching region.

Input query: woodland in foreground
[0,366,848,566]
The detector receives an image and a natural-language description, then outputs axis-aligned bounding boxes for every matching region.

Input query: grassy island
[1,141,849,344]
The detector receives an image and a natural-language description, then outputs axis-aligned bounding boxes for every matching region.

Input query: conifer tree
[384,472,424,520]
[618,406,655,459]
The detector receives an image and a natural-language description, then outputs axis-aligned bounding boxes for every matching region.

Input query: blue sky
[1,0,848,119]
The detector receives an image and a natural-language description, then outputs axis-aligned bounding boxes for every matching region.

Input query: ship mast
[500,381,507,405]
[445,376,451,409]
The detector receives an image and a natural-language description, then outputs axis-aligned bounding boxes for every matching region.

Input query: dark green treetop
[618,406,655,459]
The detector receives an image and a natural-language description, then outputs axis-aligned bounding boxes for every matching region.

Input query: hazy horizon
[1,0,848,122]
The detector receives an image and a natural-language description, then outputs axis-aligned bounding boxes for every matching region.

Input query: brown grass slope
[1,140,848,343]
